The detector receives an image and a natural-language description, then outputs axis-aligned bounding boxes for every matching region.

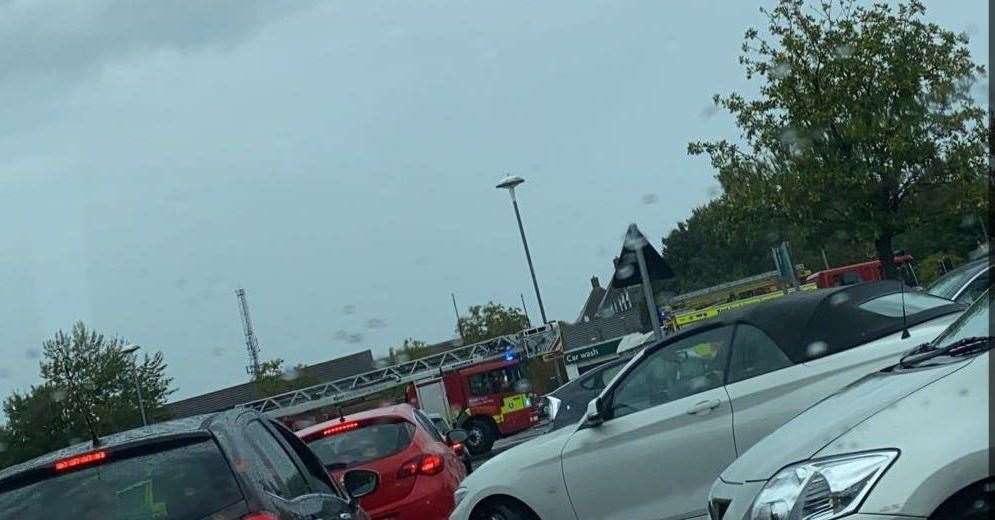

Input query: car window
[610,326,732,419]
[956,270,990,304]
[727,324,793,383]
[468,365,528,396]
[413,410,446,443]
[598,362,626,387]
[305,419,416,470]
[244,421,311,499]
[268,420,345,499]
[0,439,243,520]
[927,262,987,300]
[858,292,952,317]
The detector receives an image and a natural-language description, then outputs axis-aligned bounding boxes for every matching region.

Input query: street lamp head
[495,175,525,190]
[121,344,141,355]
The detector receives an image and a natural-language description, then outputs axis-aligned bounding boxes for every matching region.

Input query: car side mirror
[581,398,606,428]
[446,428,469,445]
[342,469,379,499]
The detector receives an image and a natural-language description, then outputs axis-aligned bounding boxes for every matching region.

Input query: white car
[450,283,963,520]
[708,291,990,520]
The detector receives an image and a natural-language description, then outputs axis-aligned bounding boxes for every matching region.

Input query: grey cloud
[0,0,318,86]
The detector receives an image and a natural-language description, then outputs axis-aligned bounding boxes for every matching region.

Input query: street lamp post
[496,175,548,324]
[121,344,148,428]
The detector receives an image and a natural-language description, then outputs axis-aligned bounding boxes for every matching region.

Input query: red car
[297,404,469,520]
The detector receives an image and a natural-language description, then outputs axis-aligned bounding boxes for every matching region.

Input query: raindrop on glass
[707,185,721,198]
[366,318,387,330]
[281,367,299,382]
[342,305,357,315]
[211,347,226,357]
[515,380,532,393]
[0,441,6,453]
[617,264,635,278]
[806,341,828,358]
[700,103,719,119]
[0,368,9,379]
[25,348,39,359]
[770,61,790,79]
[641,194,658,205]
[52,388,67,402]
[346,333,363,344]
[832,44,854,59]
[829,293,850,306]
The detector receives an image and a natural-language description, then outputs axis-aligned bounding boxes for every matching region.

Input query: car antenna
[899,277,911,339]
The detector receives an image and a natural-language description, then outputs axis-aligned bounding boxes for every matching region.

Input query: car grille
[708,498,730,520]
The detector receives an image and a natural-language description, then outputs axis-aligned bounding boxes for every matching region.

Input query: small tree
[1,322,174,468]
[458,302,530,345]
[689,0,988,279]
[253,358,318,398]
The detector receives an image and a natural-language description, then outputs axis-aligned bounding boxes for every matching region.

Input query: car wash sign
[564,337,622,364]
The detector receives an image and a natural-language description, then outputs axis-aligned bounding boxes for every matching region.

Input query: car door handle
[686,399,721,415]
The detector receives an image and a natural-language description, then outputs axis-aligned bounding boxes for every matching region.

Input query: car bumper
[706,478,925,520]
[367,475,457,520]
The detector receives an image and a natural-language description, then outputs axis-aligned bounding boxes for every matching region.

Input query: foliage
[253,358,318,398]
[0,322,174,469]
[386,338,433,364]
[457,302,530,345]
[688,0,988,280]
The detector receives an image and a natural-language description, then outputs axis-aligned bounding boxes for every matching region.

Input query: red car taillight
[397,454,444,478]
[242,513,278,520]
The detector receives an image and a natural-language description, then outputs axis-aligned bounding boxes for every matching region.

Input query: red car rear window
[305,418,416,470]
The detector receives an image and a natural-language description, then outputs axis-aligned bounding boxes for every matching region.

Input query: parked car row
[0,281,986,520]
[450,282,985,520]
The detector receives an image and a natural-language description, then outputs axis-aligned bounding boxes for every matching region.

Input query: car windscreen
[927,262,986,300]
[0,438,243,520]
[305,418,415,470]
[929,291,989,349]
[857,291,953,317]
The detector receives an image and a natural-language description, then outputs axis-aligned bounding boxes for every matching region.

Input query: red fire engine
[805,254,917,288]
[406,356,540,455]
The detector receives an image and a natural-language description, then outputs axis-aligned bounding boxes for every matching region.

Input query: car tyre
[930,480,993,520]
[471,499,539,520]
[464,418,497,456]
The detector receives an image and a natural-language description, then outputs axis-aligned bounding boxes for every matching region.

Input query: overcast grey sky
[0,0,986,403]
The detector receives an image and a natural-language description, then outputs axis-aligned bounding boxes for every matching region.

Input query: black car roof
[0,410,238,482]
[655,281,964,363]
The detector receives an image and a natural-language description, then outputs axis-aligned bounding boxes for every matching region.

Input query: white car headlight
[750,450,897,520]
[454,486,468,508]
[546,396,561,420]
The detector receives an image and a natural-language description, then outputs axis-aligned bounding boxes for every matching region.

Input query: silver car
[707,292,990,520]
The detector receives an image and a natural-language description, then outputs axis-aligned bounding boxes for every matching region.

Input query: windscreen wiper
[899,336,993,368]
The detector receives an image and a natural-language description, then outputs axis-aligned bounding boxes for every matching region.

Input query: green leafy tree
[253,358,318,398]
[689,0,988,280]
[386,338,433,364]
[1,322,174,469]
[458,302,530,345]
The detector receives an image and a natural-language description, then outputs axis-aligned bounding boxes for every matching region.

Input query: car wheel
[464,419,496,456]
[471,499,539,520]
[930,480,993,520]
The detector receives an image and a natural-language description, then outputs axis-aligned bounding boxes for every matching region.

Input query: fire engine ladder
[238,323,560,418]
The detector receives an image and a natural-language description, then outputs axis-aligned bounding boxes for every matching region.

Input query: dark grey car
[0,409,378,520]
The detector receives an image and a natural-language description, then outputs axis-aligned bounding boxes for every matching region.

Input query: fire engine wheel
[464,418,497,456]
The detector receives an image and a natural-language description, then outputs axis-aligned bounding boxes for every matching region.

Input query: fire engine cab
[406,356,540,455]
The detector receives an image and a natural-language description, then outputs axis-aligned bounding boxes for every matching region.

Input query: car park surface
[298,404,467,520]
[449,282,964,520]
[0,409,375,520]
[708,292,991,520]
